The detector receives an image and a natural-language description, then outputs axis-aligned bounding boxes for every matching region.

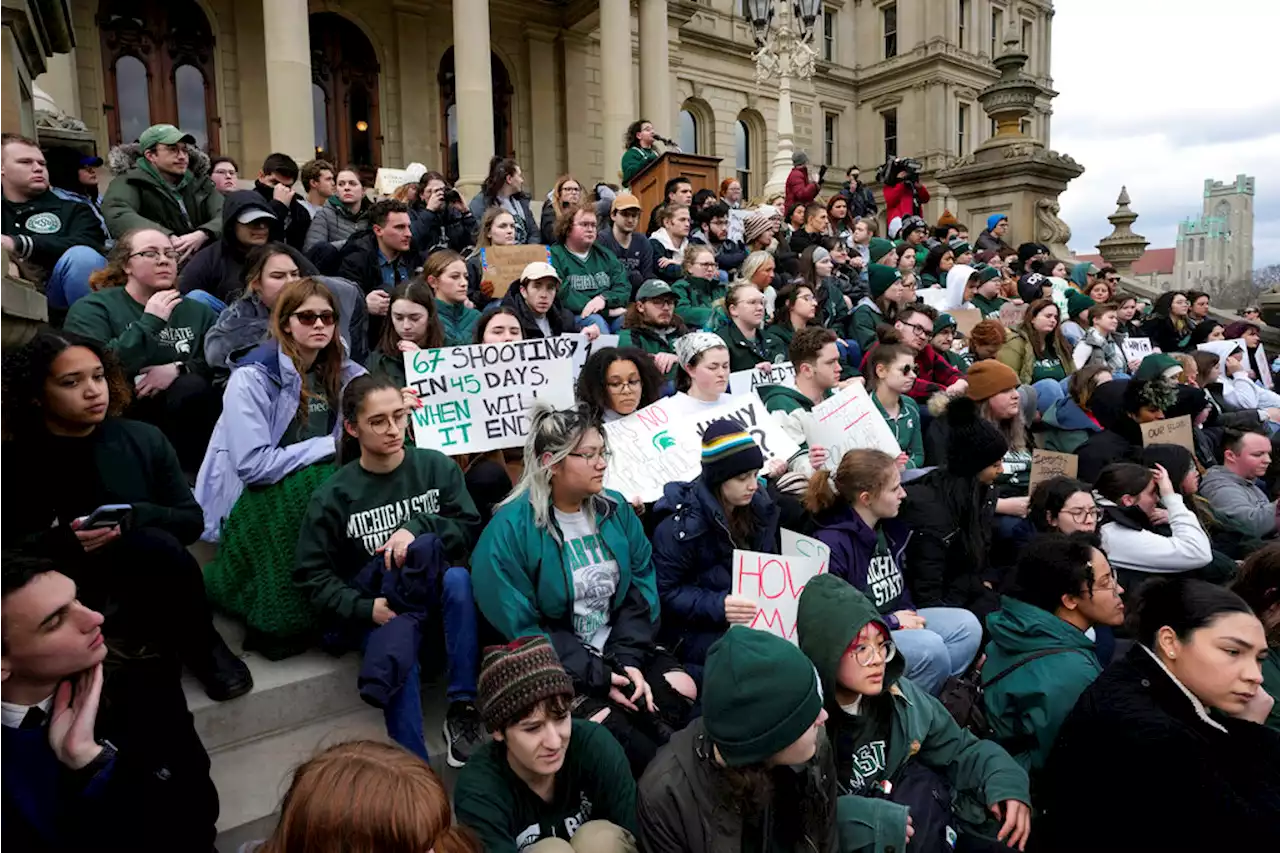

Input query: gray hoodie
[1199,465,1278,539]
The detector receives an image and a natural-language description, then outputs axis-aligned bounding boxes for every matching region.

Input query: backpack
[938,648,1079,739]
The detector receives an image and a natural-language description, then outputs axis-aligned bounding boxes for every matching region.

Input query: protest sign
[374,167,414,195]
[919,288,953,313]
[952,308,983,337]
[480,245,553,297]
[404,339,575,454]
[810,382,902,467]
[729,361,796,395]
[1122,336,1153,363]
[1028,449,1079,490]
[559,333,620,383]
[1142,414,1194,453]
[732,549,827,645]
[999,302,1027,329]
[781,528,830,572]
[603,393,800,502]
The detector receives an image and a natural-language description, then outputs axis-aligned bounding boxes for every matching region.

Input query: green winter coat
[981,596,1103,778]
[763,321,796,363]
[817,278,854,339]
[436,299,481,346]
[970,292,1008,320]
[620,146,660,187]
[996,329,1076,386]
[364,348,407,388]
[618,323,684,384]
[673,275,726,330]
[548,243,630,313]
[716,320,776,372]
[102,160,223,240]
[850,298,886,351]
[797,574,1030,852]
[63,286,216,378]
[872,393,924,469]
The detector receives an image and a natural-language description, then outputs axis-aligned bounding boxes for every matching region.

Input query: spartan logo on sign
[24,212,62,234]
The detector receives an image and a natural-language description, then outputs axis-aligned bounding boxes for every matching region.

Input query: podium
[629,151,723,229]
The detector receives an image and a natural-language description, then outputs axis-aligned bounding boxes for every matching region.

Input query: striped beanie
[701,419,765,488]
[477,636,573,732]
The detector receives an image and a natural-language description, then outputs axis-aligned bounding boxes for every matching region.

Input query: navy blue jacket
[651,478,780,670]
[811,505,915,628]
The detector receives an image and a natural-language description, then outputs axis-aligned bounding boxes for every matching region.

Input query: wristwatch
[73,738,118,782]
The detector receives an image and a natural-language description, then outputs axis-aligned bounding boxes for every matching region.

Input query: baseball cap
[237,208,277,225]
[79,155,104,168]
[636,279,675,300]
[611,192,642,213]
[138,124,196,151]
[520,261,560,283]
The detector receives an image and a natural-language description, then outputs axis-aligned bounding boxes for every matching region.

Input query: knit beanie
[944,396,1009,477]
[702,626,824,767]
[811,246,832,266]
[899,216,927,239]
[937,209,959,228]
[743,210,774,245]
[1016,242,1043,268]
[965,359,1019,402]
[676,331,726,368]
[987,213,1008,232]
[978,265,1002,283]
[1223,321,1260,340]
[1133,353,1182,382]
[700,419,766,488]
[868,263,902,299]
[476,636,574,732]
[869,237,896,264]
[949,240,973,257]
[1066,290,1096,321]
[934,313,958,334]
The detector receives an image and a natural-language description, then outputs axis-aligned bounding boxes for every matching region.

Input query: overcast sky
[1051,0,1277,268]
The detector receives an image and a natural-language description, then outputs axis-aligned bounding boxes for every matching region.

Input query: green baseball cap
[138,124,196,151]
[636,279,675,301]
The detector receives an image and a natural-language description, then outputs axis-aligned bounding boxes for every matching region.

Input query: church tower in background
[1173,174,1255,295]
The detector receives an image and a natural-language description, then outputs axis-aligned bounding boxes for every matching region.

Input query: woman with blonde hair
[259,740,478,853]
[540,174,584,243]
[736,250,778,320]
[466,206,520,309]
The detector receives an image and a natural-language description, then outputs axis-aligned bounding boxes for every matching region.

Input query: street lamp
[747,1,823,196]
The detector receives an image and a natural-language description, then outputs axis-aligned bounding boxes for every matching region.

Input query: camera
[876,156,922,186]
[444,188,462,205]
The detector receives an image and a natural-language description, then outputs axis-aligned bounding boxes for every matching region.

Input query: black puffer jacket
[1075,379,1144,483]
[1037,644,1280,852]
[178,190,283,304]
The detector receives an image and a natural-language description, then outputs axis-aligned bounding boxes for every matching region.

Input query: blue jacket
[194,339,365,541]
[651,478,780,669]
[812,505,916,628]
[1040,397,1101,454]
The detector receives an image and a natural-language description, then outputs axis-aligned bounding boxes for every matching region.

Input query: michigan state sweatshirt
[454,719,638,853]
[548,244,631,313]
[64,286,216,378]
[293,447,482,623]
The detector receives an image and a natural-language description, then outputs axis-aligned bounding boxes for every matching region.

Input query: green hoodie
[294,447,482,624]
[850,299,885,351]
[970,292,1008,320]
[673,275,727,329]
[763,321,796,363]
[797,574,1030,852]
[981,597,1102,778]
[63,286,216,378]
[101,159,223,239]
[548,244,630,313]
[618,323,684,384]
[436,299,481,346]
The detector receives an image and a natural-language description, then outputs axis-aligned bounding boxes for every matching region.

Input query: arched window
[735,120,751,196]
[735,109,766,200]
[437,48,514,183]
[678,109,698,154]
[311,13,382,172]
[98,0,220,152]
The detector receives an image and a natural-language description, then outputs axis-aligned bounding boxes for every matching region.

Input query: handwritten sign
[1142,414,1194,453]
[404,339,575,454]
[810,382,902,467]
[952,308,983,337]
[729,361,796,395]
[1122,336,1153,363]
[998,302,1027,330]
[603,394,800,502]
[480,245,553,297]
[561,333,620,384]
[733,549,828,645]
[781,528,830,572]
[1029,449,1079,490]
[374,167,415,195]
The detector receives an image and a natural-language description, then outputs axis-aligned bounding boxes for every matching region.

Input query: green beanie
[978,265,1002,283]
[868,263,902,299]
[1066,290,1096,320]
[868,237,896,264]
[1134,353,1182,382]
[702,626,824,767]
[934,312,958,334]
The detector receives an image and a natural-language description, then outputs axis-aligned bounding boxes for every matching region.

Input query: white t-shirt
[554,507,620,651]
[671,391,734,414]
[534,315,553,337]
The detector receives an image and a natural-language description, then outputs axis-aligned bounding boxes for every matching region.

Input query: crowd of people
[4,123,1280,851]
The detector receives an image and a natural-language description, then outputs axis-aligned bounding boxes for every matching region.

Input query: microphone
[653,133,676,146]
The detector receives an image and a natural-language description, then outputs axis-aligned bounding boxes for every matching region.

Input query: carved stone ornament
[1035,198,1072,246]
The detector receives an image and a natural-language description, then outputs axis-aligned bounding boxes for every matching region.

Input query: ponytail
[804,469,839,514]
[802,449,898,516]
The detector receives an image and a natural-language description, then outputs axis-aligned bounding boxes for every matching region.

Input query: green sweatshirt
[850,299,885,351]
[294,447,482,623]
[620,146,659,187]
[798,575,1030,851]
[63,286,216,378]
[618,324,683,384]
[872,393,924,469]
[365,347,407,388]
[970,292,1008,319]
[717,322,775,372]
[548,244,630,313]
[763,321,796,363]
[673,275,725,329]
[436,299,481,347]
[455,719,638,853]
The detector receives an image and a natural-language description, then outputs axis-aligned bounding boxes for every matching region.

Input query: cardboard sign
[729,361,796,395]
[998,302,1027,330]
[1028,449,1079,490]
[603,393,800,502]
[732,549,828,645]
[810,382,902,466]
[781,528,830,572]
[479,245,553,297]
[561,333,620,384]
[952,308,983,337]
[404,339,575,454]
[374,167,415,195]
[1141,414,1195,453]
[1123,337,1153,363]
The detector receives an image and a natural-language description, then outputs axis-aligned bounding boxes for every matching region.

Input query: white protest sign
[603,393,800,502]
[919,287,953,312]
[404,339,575,454]
[374,167,413,195]
[729,361,796,395]
[557,333,621,384]
[781,528,830,572]
[733,549,828,645]
[1123,336,1153,363]
[811,382,902,466]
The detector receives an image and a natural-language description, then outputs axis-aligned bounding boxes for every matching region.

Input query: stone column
[638,0,670,131]
[262,0,315,166]
[453,0,495,197]
[598,0,634,184]
[526,26,563,194]
[396,10,434,167]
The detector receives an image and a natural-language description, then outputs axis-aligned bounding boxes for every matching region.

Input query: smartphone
[76,504,133,531]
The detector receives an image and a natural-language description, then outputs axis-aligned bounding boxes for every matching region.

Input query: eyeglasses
[606,379,643,392]
[157,143,189,156]
[212,168,238,177]
[567,448,612,465]
[848,640,897,667]
[1092,571,1121,593]
[692,261,718,270]
[291,310,337,327]
[129,248,180,262]
[1062,506,1101,522]
[901,321,931,337]
[365,411,410,434]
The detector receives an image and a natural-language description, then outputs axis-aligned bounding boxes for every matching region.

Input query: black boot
[189,630,253,702]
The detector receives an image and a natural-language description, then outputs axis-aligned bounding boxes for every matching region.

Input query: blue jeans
[893,606,983,695]
[1032,377,1070,414]
[836,338,863,371]
[576,314,611,336]
[45,245,106,308]
[184,289,228,314]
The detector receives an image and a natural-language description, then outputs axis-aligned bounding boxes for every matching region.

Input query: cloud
[1052,0,1277,267]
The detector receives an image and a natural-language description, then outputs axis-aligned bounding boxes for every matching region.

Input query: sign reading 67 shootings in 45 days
[403,339,576,454]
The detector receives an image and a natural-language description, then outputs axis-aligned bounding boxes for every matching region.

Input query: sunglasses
[291,310,337,327]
